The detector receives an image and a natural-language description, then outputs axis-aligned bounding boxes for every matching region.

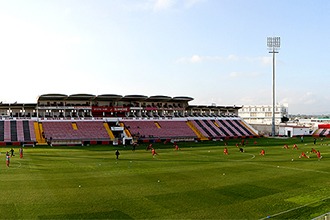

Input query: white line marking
[247,162,330,174]
[259,196,330,220]
[277,166,330,174]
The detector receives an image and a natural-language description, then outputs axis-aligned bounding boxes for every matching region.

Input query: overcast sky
[0,0,329,114]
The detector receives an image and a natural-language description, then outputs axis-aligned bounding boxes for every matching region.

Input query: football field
[0,136,329,219]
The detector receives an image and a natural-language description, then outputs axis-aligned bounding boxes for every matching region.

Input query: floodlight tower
[267,36,280,137]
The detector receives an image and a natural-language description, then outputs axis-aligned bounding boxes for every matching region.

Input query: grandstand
[313,124,330,137]
[0,93,259,146]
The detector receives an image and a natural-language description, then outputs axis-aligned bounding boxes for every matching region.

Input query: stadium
[1,1,330,218]
[0,93,259,146]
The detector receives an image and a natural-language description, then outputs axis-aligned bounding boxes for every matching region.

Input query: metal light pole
[267,36,280,137]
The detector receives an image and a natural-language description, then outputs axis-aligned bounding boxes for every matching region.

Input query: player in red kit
[6,151,10,167]
[223,147,228,155]
[260,149,265,156]
[147,143,153,151]
[19,147,23,159]
[299,151,309,159]
[316,151,322,160]
[293,144,298,150]
[152,148,158,158]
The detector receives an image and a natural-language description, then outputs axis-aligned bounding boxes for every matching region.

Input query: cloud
[280,92,325,114]
[176,54,238,63]
[297,92,317,105]
[229,72,240,78]
[227,54,239,61]
[280,91,317,106]
[184,0,206,8]
[176,54,273,66]
[153,0,175,11]
[124,0,205,12]
[244,56,272,65]
[190,55,202,63]
[228,71,262,79]
[128,0,175,12]
[256,56,272,65]
[238,96,269,105]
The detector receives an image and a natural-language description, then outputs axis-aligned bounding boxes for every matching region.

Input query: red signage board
[92,106,130,112]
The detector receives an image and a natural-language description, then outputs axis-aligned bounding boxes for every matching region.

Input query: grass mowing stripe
[244,160,330,174]
[180,147,256,161]
[274,165,330,174]
[259,196,330,219]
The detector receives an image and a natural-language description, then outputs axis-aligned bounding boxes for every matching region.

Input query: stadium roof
[67,94,96,101]
[121,95,148,101]
[38,93,96,101]
[95,94,123,100]
[172,96,194,102]
[38,94,68,100]
[146,95,172,102]
[38,94,194,103]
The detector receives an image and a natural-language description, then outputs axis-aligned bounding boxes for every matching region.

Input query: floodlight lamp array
[267,37,281,51]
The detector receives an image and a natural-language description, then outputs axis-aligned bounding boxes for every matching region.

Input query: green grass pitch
[0,136,329,219]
